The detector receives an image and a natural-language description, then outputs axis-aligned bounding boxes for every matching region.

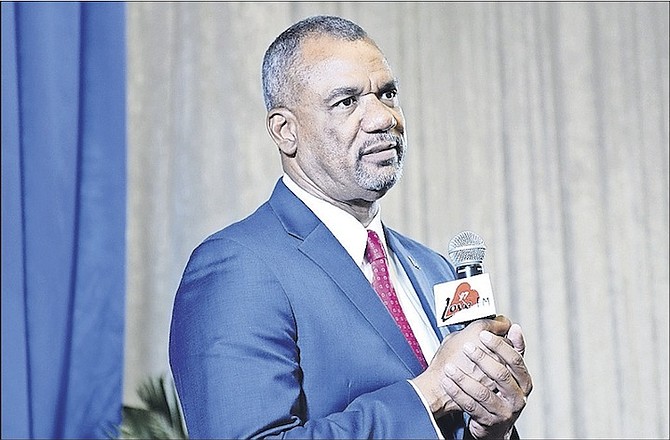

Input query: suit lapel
[300,225,425,374]
[386,230,447,342]
[268,180,424,374]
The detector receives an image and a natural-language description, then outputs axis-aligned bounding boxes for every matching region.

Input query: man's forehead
[299,35,385,65]
[297,36,395,81]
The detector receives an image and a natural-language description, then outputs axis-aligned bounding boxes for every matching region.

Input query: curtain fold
[1,3,126,438]
[126,3,669,438]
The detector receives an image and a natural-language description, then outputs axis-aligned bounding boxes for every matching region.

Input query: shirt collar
[282,174,388,267]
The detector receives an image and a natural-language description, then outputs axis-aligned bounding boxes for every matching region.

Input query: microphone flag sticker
[434,273,497,326]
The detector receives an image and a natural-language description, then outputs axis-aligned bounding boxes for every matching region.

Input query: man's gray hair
[262,15,369,111]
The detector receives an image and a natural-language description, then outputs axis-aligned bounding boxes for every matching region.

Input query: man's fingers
[478,331,533,397]
[507,323,526,357]
[468,315,511,337]
[464,341,521,400]
[443,364,491,414]
[442,363,510,426]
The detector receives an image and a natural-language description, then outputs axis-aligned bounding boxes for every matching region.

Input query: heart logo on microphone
[441,282,480,321]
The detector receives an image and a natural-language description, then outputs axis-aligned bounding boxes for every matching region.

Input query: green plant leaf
[116,374,187,439]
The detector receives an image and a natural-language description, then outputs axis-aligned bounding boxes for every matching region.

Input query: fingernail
[480,330,493,342]
[444,363,457,375]
[464,342,476,354]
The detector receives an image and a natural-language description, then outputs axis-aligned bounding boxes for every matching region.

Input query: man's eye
[382,90,397,100]
[336,97,357,108]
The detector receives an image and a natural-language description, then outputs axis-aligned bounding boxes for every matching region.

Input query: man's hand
[411,316,512,418]
[442,324,533,439]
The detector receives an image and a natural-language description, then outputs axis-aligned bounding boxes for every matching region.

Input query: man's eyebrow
[379,79,399,93]
[324,79,399,103]
[324,86,363,103]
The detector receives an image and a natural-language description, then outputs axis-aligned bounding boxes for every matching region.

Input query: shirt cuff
[407,379,444,440]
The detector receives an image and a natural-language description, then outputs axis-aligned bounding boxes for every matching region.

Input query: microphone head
[448,231,487,266]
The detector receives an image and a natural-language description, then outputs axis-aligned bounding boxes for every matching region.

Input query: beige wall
[126,3,669,438]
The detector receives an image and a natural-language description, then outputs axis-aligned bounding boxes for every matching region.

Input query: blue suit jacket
[169,180,465,439]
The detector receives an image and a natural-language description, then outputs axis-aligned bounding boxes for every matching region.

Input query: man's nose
[361,96,399,133]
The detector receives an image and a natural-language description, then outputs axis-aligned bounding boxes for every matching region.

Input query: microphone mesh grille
[448,231,486,265]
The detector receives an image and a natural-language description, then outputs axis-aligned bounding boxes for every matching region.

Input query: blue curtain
[1,3,126,438]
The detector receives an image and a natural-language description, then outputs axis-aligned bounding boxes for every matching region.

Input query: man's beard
[355,134,405,192]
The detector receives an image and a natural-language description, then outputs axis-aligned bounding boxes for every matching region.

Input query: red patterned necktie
[365,230,428,370]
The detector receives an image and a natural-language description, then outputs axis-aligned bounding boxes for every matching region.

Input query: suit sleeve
[169,237,444,439]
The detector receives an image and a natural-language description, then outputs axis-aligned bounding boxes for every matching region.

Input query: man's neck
[283,173,381,227]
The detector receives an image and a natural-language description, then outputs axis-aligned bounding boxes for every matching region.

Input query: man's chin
[357,161,403,186]
[358,173,402,193]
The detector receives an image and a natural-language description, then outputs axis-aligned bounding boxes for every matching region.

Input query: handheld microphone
[448,230,486,279]
[434,231,497,326]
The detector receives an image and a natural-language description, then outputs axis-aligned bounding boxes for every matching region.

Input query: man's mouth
[360,143,398,161]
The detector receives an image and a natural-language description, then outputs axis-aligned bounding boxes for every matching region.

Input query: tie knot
[365,230,387,262]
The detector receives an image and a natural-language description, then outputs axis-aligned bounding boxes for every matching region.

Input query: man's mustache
[360,134,406,157]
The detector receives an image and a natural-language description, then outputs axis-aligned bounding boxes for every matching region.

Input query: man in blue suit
[169,15,532,439]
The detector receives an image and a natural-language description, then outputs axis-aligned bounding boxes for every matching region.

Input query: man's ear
[266,108,297,157]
